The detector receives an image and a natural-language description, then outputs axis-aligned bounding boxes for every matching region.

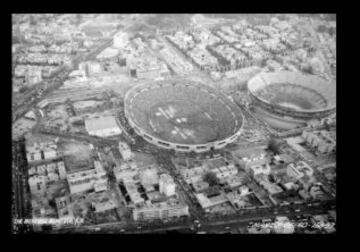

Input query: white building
[96,47,119,61]
[67,161,109,194]
[91,192,117,213]
[124,179,144,205]
[254,174,283,195]
[87,61,102,75]
[139,166,159,186]
[26,142,58,163]
[118,141,134,161]
[132,200,189,221]
[195,193,228,210]
[273,216,295,234]
[43,146,57,160]
[47,172,59,182]
[26,68,42,85]
[113,32,129,48]
[212,163,238,181]
[93,161,108,192]
[55,196,74,220]
[250,163,271,176]
[242,153,267,170]
[28,175,48,195]
[67,169,97,194]
[114,167,138,182]
[85,116,122,137]
[94,160,107,178]
[57,161,67,180]
[159,174,176,197]
[94,179,108,192]
[136,67,161,79]
[79,61,102,77]
[302,130,336,154]
[24,110,37,120]
[287,161,314,180]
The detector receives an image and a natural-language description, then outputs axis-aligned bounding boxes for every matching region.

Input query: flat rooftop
[85,115,119,132]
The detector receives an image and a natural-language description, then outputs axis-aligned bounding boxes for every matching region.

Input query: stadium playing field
[147,100,221,144]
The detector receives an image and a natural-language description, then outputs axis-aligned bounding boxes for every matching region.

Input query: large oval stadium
[247,71,336,130]
[124,80,244,152]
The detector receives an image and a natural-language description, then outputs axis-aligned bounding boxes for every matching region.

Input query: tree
[203,171,220,186]
[302,62,314,75]
[267,137,282,155]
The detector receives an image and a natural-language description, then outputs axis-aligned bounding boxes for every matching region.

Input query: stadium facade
[247,71,336,130]
[124,80,244,153]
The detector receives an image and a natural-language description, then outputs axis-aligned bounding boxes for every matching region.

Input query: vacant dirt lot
[12,118,37,140]
[59,140,93,172]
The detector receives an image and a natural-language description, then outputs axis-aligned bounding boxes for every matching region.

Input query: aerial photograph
[12,13,336,234]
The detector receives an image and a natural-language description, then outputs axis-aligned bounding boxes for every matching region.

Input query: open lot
[12,117,37,140]
[44,104,70,131]
[132,151,158,168]
[208,202,237,215]
[59,140,93,172]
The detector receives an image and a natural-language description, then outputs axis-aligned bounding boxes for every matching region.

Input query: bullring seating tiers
[248,71,336,111]
[124,80,243,146]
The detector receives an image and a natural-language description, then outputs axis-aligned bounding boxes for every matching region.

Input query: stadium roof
[85,116,119,132]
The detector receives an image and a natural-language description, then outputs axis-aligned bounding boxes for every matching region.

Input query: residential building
[66,169,96,194]
[93,161,108,192]
[132,199,189,221]
[118,141,134,161]
[57,161,67,180]
[55,196,74,220]
[254,174,283,195]
[94,179,108,192]
[250,163,271,176]
[28,175,48,195]
[91,192,117,213]
[26,68,42,86]
[24,110,37,120]
[242,153,268,170]
[123,179,144,205]
[302,130,336,154]
[79,61,102,77]
[66,161,108,194]
[193,181,209,192]
[212,163,238,181]
[287,161,314,180]
[47,172,59,182]
[114,167,138,182]
[26,141,58,163]
[159,173,176,197]
[195,193,228,210]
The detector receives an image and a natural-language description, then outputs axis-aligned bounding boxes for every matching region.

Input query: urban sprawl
[12,14,336,234]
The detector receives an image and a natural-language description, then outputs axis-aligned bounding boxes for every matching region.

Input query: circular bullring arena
[124,80,244,152]
[247,71,336,130]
